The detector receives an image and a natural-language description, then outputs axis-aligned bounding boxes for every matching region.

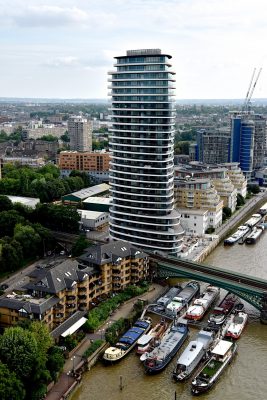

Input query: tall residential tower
[108,49,184,255]
[68,115,92,152]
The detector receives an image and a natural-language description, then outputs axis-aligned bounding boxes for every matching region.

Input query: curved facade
[108,49,184,255]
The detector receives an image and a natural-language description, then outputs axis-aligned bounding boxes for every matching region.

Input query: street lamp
[67,370,72,387]
[71,356,76,374]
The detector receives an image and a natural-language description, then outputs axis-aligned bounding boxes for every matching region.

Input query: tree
[33,203,80,233]
[237,193,245,207]
[0,327,39,380]
[223,206,232,219]
[14,224,41,258]
[0,239,23,273]
[29,322,53,385]
[72,235,92,257]
[47,347,65,381]
[0,324,56,399]
[38,135,58,142]
[0,210,25,238]
[0,362,25,400]
[69,170,92,187]
[60,132,70,142]
[247,184,260,194]
[30,322,53,355]
[0,195,13,212]
[174,141,190,155]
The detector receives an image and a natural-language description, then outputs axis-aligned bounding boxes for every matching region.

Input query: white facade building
[78,210,109,231]
[178,208,209,235]
[108,49,184,255]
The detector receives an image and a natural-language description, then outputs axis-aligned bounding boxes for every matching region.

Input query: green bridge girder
[155,261,266,311]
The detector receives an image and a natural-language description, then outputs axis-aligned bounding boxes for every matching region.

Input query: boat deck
[201,359,222,378]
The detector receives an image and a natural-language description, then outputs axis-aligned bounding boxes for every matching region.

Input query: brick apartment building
[0,241,149,335]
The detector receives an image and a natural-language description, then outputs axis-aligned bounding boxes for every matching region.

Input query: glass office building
[108,49,184,255]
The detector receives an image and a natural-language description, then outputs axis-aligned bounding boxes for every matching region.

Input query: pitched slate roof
[25,259,98,295]
[78,240,147,266]
[0,295,60,315]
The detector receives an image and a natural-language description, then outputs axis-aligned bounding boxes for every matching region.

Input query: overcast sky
[1,0,267,99]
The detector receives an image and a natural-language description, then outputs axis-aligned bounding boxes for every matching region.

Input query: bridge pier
[260,295,267,324]
[260,310,267,324]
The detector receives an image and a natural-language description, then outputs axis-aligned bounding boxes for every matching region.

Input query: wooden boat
[225,311,248,339]
[191,340,237,395]
[173,329,215,381]
[143,318,189,374]
[136,319,168,354]
[103,317,152,362]
[185,285,220,321]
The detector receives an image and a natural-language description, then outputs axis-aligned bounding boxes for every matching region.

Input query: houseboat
[154,286,182,312]
[143,319,189,374]
[185,285,220,321]
[244,213,262,228]
[173,329,215,381]
[224,225,250,245]
[225,311,248,339]
[136,319,168,354]
[166,281,200,317]
[259,202,267,215]
[191,340,237,395]
[103,317,152,363]
[208,293,237,326]
[245,225,264,244]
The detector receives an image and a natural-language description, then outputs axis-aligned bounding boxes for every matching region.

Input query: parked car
[0,283,9,290]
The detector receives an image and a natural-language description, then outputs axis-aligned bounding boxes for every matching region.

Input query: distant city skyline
[0,0,267,99]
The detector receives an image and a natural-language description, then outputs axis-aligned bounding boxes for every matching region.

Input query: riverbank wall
[192,193,267,263]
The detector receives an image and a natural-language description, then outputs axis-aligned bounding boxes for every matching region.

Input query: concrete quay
[188,192,267,262]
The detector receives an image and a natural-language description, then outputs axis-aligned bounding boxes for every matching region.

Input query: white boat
[225,312,248,339]
[245,225,264,244]
[224,225,250,245]
[244,213,262,228]
[173,329,215,381]
[185,286,220,321]
[136,320,168,354]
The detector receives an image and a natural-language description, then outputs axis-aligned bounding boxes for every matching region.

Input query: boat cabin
[137,334,153,348]
[211,340,233,362]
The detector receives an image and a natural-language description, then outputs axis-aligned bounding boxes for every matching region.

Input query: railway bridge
[148,253,267,323]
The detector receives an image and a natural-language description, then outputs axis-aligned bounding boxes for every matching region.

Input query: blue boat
[143,318,189,374]
[103,317,152,362]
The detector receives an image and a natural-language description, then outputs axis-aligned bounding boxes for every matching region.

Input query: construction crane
[243,67,262,113]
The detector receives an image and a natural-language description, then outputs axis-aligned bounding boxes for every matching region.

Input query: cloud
[42,52,111,70]
[43,56,79,68]
[16,5,88,27]
[0,0,267,98]
[0,1,116,29]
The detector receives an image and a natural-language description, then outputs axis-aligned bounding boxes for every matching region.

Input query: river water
[71,237,267,400]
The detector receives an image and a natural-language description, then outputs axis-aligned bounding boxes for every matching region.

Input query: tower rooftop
[115,49,171,59]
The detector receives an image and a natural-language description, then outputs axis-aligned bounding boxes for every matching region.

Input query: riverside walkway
[45,284,166,400]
